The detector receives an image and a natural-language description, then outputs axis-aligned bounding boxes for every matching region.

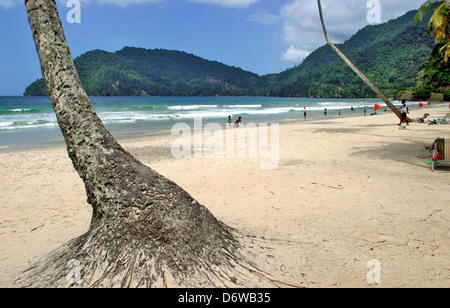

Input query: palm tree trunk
[317,0,402,119]
[17,0,260,288]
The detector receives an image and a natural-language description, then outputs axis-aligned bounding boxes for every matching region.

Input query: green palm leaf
[427,3,449,38]
[440,42,450,61]
[415,0,443,23]
[416,1,450,61]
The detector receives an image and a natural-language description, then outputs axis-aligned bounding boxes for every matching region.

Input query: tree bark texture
[317,0,403,119]
[17,0,264,288]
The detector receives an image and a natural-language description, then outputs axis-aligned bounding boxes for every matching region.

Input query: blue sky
[0,0,425,95]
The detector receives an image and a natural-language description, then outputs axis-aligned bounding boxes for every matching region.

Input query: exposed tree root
[14,228,297,288]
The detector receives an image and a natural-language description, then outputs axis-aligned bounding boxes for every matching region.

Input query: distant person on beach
[304,107,307,120]
[398,100,409,126]
[228,115,232,127]
[234,116,242,128]
[364,107,367,116]
[324,108,327,116]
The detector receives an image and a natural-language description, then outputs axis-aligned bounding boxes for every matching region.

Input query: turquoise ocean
[0,96,432,151]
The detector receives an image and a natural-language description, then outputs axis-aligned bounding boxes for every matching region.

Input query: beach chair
[429,113,450,125]
[440,113,450,125]
[432,138,450,172]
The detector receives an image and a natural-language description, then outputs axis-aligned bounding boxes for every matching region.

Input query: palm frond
[415,0,444,22]
[440,42,450,61]
[427,3,449,40]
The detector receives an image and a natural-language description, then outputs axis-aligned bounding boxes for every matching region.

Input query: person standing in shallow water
[304,107,307,120]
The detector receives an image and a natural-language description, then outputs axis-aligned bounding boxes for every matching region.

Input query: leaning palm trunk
[317,0,402,119]
[16,0,266,288]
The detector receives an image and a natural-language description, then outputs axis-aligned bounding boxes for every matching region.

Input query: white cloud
[6,0,259,9]
[92,0,260,8]
[189,0,259,9]
[0,0,20,9]
[76,0,162,7]
[0,0,163,9]
[248,12,282,25]
[278,0,426,64]
[95,0,162,6]
[282,46,310,63]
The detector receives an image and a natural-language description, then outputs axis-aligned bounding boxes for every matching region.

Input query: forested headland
[25,9,448,100]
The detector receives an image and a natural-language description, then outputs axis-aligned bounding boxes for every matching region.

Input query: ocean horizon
[0,96,436,152]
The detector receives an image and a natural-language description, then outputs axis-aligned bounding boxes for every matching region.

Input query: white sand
[1,105,449,288]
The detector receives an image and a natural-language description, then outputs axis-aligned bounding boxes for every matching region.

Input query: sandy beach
[0,105,449,288]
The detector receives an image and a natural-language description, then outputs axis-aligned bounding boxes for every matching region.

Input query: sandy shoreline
[1,105,449,288]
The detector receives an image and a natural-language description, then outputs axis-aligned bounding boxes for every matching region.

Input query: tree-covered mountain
[413,42,450,98]
[266,10,436,98]
[25,9,446,99]
[25,47,267,96]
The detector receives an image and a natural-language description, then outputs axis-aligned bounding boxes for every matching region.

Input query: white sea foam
[168,105,219,110]
[9,108,32,112]
[223,104,262,108]
[0,121,58,130]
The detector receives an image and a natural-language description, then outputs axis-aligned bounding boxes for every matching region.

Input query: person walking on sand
[228,115,232,128]
[364,106,367,116]
[398,99,409,126]
[304,107,307,120]
[324,108,327,116]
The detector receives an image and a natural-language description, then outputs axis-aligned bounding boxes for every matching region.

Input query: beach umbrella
[419,103,424,107]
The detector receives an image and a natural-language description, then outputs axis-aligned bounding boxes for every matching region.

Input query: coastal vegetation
[25,47,267,97]
[412,1,450,99]
[24,8,448,100]
[269,10,437,99]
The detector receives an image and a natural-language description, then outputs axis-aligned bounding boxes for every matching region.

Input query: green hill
[25,10,446,99]
[413,42,450,99]
[25,47,267,96]
[266,10,436,98]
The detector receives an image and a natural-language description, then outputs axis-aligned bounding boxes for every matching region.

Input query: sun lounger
[428,113,450,125]
[442,113,450,124]
[432,138,450,172]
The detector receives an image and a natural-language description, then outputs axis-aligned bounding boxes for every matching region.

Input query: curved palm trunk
[317,0,402,119]
[17,0,259,288]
